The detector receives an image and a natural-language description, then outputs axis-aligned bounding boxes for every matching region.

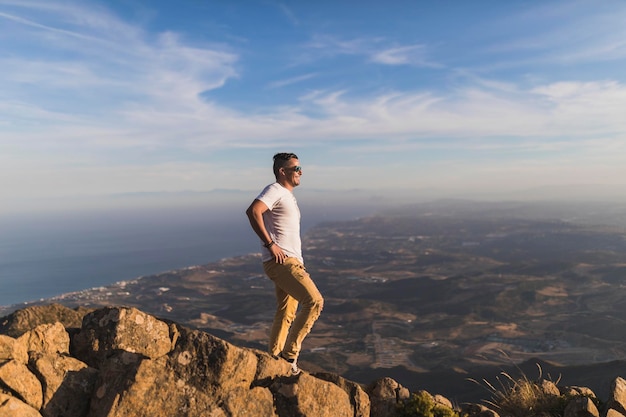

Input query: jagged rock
[607,377,626,416]
[313,372,370,417]
[29,352,98,417]
[0,334,28,363]
[169,325,259,395]
[367,377,410,417]
[434,393,453,409]
[0,304,85,338]
[539,378,561,396]
[82,313,366,417]
[463,403,501,417]
[254,348,293,380]
[0,392,42,417]
[88,354,219,417]
[0,360,43,410]
[73,306,173,367]
[562,386,597,398]
[4,303,624,417]
[223,386,277,416]
[564,395,599,417]
[17,323,70,355]
[272,373,355,417]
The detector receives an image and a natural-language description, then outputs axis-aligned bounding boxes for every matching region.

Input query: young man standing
[246,152,324,375]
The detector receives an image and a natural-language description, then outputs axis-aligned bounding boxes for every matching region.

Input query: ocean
[0,200,373,308]
[0,206,262,307]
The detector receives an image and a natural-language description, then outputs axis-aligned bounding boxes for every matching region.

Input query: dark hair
[273,152,298,178]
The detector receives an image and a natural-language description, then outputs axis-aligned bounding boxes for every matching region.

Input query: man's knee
[309,294,324,315]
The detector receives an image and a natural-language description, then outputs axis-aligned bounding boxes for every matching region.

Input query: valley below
[4,199,626,402]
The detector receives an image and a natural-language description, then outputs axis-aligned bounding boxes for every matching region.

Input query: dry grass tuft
[468,362,565,417]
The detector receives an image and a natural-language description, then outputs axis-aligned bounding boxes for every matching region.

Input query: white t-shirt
[256,182,302,263]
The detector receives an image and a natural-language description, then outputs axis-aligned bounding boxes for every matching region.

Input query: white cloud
[370,44,442,68]
[267,73,318,89]
[1,0,626,206]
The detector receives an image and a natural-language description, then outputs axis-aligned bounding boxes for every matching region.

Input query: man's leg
[266,280,298,356]
[265,258,323,360]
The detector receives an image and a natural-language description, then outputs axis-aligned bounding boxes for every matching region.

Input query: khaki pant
[263,257,324,360]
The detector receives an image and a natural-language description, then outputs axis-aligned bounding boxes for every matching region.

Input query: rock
[0,304,85,338]
[5,303,623,417]
[367,377,408,417]
[607,377,626,416]
[17,323,70,355]
[88,324,269,417]
[222,386,277,417]
[434,393,453,409]
[539,378,561,396]
[0,334,28,363]
[29,352,98,417]
[463,403,501,417]
[88,355,218,417]
[72,306,173,367]
[562,386,597,398]
[170,325,258,393]
[0,392,42,417]
[254,348,293,381]
[0,360,43,410]
[313,372,370,417]
[272,373,354,417]
[563,395,599,417]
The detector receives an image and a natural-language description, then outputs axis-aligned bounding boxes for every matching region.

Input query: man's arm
[245,199,287,264]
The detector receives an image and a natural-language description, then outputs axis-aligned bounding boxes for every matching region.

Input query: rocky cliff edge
[2,304,626,417]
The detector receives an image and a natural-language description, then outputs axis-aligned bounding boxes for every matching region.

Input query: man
[246,152,324,375]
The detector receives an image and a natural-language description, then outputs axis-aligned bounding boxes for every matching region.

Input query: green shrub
[396,391,460,417]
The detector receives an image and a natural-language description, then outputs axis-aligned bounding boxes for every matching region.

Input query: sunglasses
[286,165,302,173]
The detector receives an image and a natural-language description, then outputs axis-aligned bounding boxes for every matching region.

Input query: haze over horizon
[2,0,626,214]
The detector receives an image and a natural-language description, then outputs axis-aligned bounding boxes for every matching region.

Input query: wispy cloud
[370,44,442,68]
[475,1,626,70]
[277,2,299,26]
[1,0,626,205]
[0,1,238,149]
[305,34,442,68]
[267,73,318,89]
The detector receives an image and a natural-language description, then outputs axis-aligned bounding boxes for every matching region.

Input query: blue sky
[2,0,626,213]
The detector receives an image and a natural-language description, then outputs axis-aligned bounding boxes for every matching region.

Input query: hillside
[2,200,626,403]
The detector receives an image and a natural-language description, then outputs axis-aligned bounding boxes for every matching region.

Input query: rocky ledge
[1,304,626,417]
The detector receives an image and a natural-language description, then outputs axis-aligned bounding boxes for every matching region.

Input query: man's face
[282,158,302,188]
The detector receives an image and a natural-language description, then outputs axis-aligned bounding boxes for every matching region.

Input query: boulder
[17,323,70,355]
[0,360,43,410]
[271,373,354,417]
[539,378,561,396]
[88,355,219,417]
[72,306,173,367]
[607,377,626,416]
[30,352,98,417]
[0,334,28,363]
[463,403,501,417]
[0,304,85,338]
[314,372,370,417]
[0,392,42,417]
[367,377,410,417]
[563,395,599,417]
[562,386,597,398]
